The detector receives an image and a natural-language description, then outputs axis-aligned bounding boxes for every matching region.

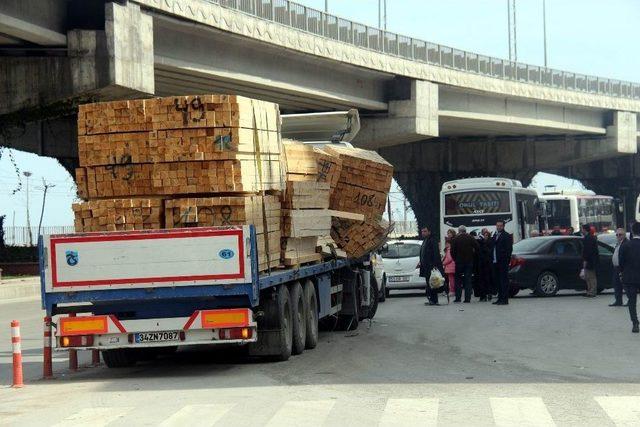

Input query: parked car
[508,236,614,296]
[376,240,424,299]
[597,231,629,247]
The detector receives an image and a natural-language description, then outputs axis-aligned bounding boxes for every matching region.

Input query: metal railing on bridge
[211,0,640,99]
[3,226,75,247]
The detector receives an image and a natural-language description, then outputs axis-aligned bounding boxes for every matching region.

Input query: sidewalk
[0,276,41,302]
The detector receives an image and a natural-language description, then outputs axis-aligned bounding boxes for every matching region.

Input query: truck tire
[289,281,306,355]
[102,349,137,368]
[367,272,380,319]
[303,280,319,350]
[273,285,293,361]
[337,271,359,331]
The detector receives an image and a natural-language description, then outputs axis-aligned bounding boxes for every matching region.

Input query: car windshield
[381,243,421,259]
[597,233,617,247]
[512,238,547,254]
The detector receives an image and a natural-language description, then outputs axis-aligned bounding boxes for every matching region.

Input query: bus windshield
[444,191,510,216]
[545,199,572,228]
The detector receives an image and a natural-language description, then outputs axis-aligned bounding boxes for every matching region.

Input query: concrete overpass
[2,0,640,228]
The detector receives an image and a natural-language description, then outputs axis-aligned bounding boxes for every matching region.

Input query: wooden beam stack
[72,94,284,272]
[330,217,391,259]
[321,145,393,220]
[72,198,163,232]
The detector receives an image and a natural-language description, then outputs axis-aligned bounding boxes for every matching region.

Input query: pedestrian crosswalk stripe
[379,398,439,427]
[490,397,556,427]
[159,403,236,427]
[51,407,134,427]
[265,400,335,427]
[595,396,640,427]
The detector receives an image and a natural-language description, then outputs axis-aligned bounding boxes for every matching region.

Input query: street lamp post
[23,171,33,246]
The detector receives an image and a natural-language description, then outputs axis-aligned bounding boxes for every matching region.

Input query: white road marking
[378,398,439,427]
[159,403,236,427]
[490,397,556,427]
[52,407,134,427]
[265,400,335,427]
[595,396,640,427]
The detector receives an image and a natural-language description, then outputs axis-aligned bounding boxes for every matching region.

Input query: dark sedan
[508,236,614,297]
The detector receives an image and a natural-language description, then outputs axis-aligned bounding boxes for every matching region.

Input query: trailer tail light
[60,335,94,347]
[59,316,108,336]
[218,328,252,340]
[510,257,526,269]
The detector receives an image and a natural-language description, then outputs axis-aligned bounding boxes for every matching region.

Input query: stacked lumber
[165,195,281,271]
[72,94,284,272]
[283,140,342,188]
[72,199,163,232]
[280,182,331,266]
[76,95,283,198]
[321,145,393,220]
[330,218,391,259]
[77,159,282,199]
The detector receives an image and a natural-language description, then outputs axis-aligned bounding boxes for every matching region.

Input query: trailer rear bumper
[54,308,257,350]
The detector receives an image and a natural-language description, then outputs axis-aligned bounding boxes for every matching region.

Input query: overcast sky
[1,0,637,229]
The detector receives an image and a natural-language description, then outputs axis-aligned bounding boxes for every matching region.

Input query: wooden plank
[327,210,365,221]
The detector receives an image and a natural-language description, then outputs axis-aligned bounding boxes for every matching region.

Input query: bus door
[517,201,527,240]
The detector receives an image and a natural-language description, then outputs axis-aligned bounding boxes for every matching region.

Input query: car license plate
[134,331,179,343]
[388,276,410,282]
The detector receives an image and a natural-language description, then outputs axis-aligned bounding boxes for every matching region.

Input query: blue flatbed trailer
[40,226,377,367]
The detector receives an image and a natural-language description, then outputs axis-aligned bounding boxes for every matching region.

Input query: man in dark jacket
[581,223,599,298]
[451,225,479,303]
[419,226,443,306]
[475,229,493,301]
[619,222,640,333]
[491,220,513,305]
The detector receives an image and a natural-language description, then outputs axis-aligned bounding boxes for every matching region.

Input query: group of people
[419,220,513,307]
[418,220,640,334]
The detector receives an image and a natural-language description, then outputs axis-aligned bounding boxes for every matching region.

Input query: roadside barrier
[11,320,24,388]
[43,316,53,378]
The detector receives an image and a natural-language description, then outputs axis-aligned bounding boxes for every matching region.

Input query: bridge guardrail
[211,0,640,100]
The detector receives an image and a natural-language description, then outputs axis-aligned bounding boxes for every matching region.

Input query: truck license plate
[135,331,179,343]
[388,276,410,282]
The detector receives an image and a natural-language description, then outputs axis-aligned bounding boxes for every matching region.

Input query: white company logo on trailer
[440,177,539,249]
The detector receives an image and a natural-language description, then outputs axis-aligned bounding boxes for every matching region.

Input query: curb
[0,278,41,301]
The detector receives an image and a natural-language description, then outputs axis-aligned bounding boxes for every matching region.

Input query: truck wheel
[273,285,293,361]
[337,272,359,331]
[379,276,386,302]
[289,281,306,355]
[102,349,137,368]
[303,280,319,350]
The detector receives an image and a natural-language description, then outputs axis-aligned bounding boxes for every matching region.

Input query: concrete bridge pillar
[355,79,439,149]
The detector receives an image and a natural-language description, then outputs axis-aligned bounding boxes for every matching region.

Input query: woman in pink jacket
[443,229,457,297]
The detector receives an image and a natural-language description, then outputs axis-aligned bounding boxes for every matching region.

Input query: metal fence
[390,220,419,237]
[2,226,75,247]
[211,0,640,99]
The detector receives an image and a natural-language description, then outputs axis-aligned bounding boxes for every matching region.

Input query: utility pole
[324,0,328,13]
[383,0,387,31]
[542,0,548,67]
[378,0,381,28]
[507,0,517,62]
[23,171,33,246]
[387,195,393,223]
[36,178,55,242]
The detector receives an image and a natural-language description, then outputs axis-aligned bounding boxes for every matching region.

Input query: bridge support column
[355,79,438,149]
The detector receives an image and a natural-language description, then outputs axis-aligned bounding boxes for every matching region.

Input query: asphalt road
[1,290,640,426]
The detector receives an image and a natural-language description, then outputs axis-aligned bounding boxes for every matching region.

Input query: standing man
[492,220,513,306]
[618,222,640,333]
[609,228,628,307]
[450,225,479,303]
[581,223,599,298]
[419,226,443,306]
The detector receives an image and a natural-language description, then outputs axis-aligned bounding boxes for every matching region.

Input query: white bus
[440,177,539,248]
[539,190,616,234]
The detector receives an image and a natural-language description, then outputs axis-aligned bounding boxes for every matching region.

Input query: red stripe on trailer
[182,311,200,330]
[109,315,127,333]
[50,228,245,287]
